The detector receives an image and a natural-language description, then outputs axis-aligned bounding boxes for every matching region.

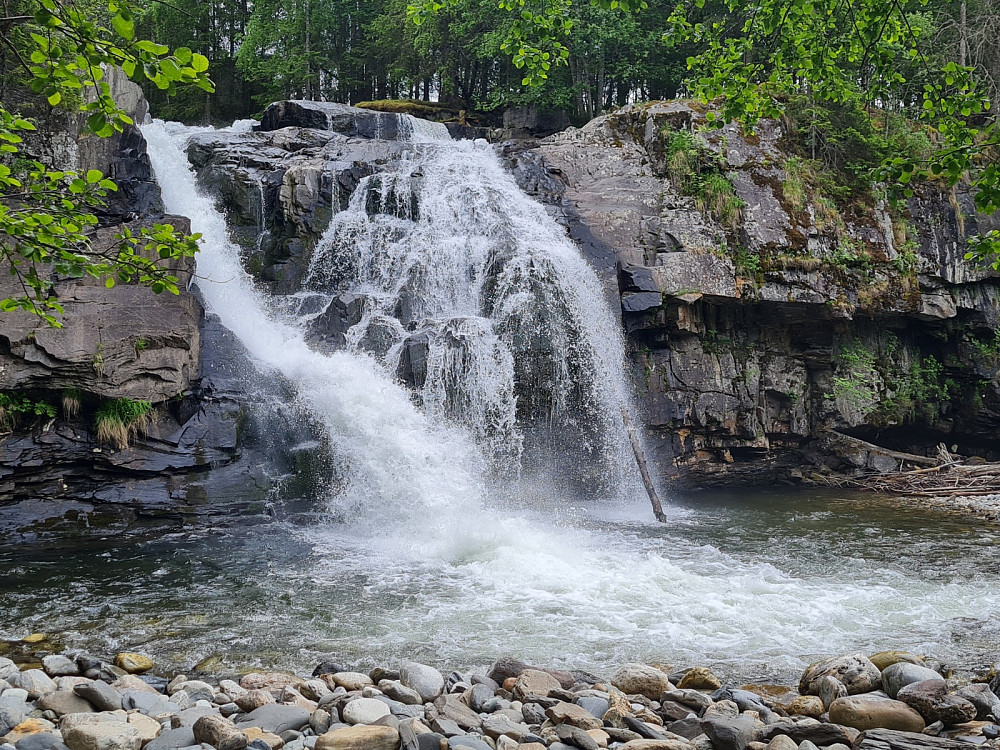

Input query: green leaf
[86,169,103,183]
[47,92,62,106]
[111,12,135,41]
[190,53,209,73]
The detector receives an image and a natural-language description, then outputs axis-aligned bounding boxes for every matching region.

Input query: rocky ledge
[1,648,999,750]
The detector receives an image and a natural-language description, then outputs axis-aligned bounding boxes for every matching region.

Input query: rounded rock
[611,665,673,701]
[193,715,248,750]
[881,663,942,699]
[314,726,399,750]
[799,655,881,697]
[341,699,390,726]
[896,680,977,725]
[398,665,443,704]
[828,694,925,732]
[677,669,721,692]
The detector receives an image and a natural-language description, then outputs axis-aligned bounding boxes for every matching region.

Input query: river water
[2,116,998,684]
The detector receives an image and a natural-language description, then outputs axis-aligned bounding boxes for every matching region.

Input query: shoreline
[2,646,999,750]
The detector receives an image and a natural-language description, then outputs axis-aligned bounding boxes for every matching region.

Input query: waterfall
[143,120,488,523]
[304,134,643,491]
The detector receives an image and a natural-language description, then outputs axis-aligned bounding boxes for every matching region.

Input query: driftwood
[621,406,667,523]
[814,433,1000,497]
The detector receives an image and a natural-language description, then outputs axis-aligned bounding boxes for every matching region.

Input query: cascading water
[305,131,643,486]
[124,117,1000,680]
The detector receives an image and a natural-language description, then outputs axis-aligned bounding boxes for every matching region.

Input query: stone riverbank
[2,647,999,750]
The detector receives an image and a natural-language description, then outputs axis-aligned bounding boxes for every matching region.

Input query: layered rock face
[0,85,328,534]
[505,101,1000,485]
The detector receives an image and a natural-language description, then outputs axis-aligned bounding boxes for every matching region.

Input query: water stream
[1,118,998,683]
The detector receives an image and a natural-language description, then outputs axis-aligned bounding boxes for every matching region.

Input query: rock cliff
[507,101,1000,484]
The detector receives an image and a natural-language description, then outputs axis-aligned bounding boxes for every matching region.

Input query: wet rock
[896,681,977,725]
[41,658,79,679]
[311,665,344,679]
[398,665,443,704]
[259,102,405,141]
[613,666,673,701]
[380,684,422,708]
[63,722,142,750]
[240,675,303,693]
[828,695,925,733]
[9,672,57,700]
[341,699,390,726]
[881,665,942,700]
[112,656,153,676]
[799,655,881,697]
[193,716,248,750]
[315,725,399,750]
[955,684,1000,721]
[678,670,722,692]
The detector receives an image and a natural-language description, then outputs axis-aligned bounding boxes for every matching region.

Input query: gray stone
[481,714,528,741]
[462,686,494,714]
[575,697,610,720]
[700,715,759,750]
[41,659,79,679]
[521,704,546,725]
[341,699,390,726]
[430,696,480,731]
[1,706,27,738]
[816,676,848,711]
[170,684,214,705]
[174,710,219,729]
[0,661,18,682]
[881,665,943,700]
[896,681,977,725]
[757,721,853,747]
[447,737,491,750]
[9,672,57,700]
[379,684,422,708]
[398,665,443,705]
[237,707,310,735]
[556,724,599,750]
[74,683,123,713]
[955,684,1000,721]
[193,716,248,750]
[37,692,95,718]
[14,734,70,750]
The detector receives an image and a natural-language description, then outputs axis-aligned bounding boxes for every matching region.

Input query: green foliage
[662,127,743,229]
[969,327,1000,366]
[0,392,57,431]
[830,339,880,419]
[882,355,954,423]
[94,397,153,449]
[0,0,207,325]
[667,0,1000,264]
[828,236,875,277]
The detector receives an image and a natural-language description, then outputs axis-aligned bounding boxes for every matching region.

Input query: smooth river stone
[881,664,943,699]
[193,715,248,750]
[398,665,443,704]
[41,658,79,679]
[8,672,57,700]
[238,706,310,735]
[828,694,925,732]
[63,722,142,750]
[341,699,390,726]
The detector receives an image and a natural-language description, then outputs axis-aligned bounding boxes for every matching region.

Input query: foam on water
[138,119,1000,679]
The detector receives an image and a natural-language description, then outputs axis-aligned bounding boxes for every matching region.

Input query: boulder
[258,102,407,141]
[895,681,976,725]
[816,675,848,710]
[612,665,673,701]
[398,665,444,704]
[799,655,881,696]
[314,726,399,750]
[828,695,925,732]
[881,665,942,700]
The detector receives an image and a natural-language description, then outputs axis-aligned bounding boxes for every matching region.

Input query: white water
[140,119,1000,679]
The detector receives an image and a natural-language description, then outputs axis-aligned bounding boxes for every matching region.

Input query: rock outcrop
[505,100,1000,484]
